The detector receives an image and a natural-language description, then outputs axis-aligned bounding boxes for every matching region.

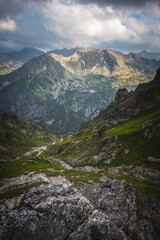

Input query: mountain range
[138,50,160,61]
[47,47,79,57]
[1,47,160,76]
[0,48,44,75]
[0,48,79,75]
[0,47,160,133]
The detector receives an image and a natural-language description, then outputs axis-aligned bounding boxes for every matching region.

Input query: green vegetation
[111,74,151,87]
[47,169,104,185]
[105,106,160,137]
[55,129,93,146]
[103,135,160,170]
[53,105,160,168]
[41,102,160,201]
[1,156,160,201]
[0,155,64,181]
[0,110,59,159]
[0,59,160,206]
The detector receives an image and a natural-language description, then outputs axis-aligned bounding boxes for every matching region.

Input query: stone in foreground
[0,177,159,240]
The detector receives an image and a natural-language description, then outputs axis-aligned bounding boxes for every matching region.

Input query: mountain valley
[0,48,160,134]
[0,65,160,239]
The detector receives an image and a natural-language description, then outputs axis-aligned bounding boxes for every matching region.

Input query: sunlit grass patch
[105,106,160,137]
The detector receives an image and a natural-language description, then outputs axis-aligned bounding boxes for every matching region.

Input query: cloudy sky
[0,0,160,53]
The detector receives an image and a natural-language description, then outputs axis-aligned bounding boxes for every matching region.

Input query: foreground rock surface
[0,177,159,240]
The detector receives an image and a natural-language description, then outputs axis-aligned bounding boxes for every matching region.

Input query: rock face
[108,166,160,182]
[0,179,93,240]
[76,180,138,237]
[0,177,159,240]
[68,211,127,240]
[97,67,160,126]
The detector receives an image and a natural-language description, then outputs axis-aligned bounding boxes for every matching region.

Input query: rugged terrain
[47,47,79,57]
[0,110,59,161]
[0,48,44,75]
[49,68,160,167]
[1,177,160,240]
[138,50,160,61]
[0,48,160,133]
[48,68,160,202]
[0,69,160,239]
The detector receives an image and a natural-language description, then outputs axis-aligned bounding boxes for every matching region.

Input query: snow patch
[47,119,55,125]
[37,65,47,74]
[24,146,47,156]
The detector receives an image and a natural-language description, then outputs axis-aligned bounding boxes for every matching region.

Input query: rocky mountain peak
[115,88,128,103]
[95,67,160,126]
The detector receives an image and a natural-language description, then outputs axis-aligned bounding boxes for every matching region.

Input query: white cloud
[1,0,160,52]
[127,17,149,35]
[0,18,16,32]
[38,0,139,47]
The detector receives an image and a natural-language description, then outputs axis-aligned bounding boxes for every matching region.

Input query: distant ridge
[136,50,160,61]
[0,48,44,75]
[47,47,80,57]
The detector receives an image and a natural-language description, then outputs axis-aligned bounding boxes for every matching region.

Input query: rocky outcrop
[0,177,159,240]
[0,179,93,240]
[68,211,127,240]
[143,122,160,138]
[139,195,160,239]
[97,68,160,126]
[76,179,137,237]
[108,166,160,182]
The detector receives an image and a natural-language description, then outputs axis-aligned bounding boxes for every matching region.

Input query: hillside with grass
[0,69,160,240]
[0,110,60,161]
[0,48,160,134]
[49,68,160,199]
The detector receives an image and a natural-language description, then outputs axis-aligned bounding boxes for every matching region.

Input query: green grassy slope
[50,105,160,166]
[0,110,59,160]
[47,64,160,198]
[47,104,160,199]
[0,106,160,203]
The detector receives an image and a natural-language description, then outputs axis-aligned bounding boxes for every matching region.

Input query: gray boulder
[0,178,159,240]
[0,182,93,240]
[68,210,127,240]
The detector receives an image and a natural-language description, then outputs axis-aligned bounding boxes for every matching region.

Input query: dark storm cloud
[0,0,22,19]
[66,0,160,7]
[0,0,52,20]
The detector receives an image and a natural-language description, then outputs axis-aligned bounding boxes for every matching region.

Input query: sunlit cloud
[0,18,16,32]
[40,1,139,47]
